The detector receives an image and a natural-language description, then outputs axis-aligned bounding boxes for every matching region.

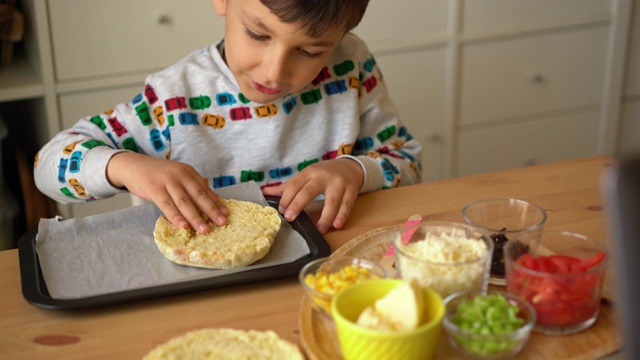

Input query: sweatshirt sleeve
[34,78,170,203]
[341,52,423,193]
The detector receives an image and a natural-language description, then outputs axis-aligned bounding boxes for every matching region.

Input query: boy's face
[213,0,345,104]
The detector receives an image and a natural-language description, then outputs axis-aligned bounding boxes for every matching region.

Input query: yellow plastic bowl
[331,279,445,360]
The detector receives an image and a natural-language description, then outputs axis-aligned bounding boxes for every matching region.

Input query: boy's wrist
[337,155,365,189]
[106,151,136,189]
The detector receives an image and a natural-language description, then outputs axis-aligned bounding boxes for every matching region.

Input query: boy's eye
[299,49,322,59]
[243,27,323,60]
[244,28,269,41]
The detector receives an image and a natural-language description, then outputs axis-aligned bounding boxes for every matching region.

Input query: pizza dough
[153,199,281,269]
[143,328,304,360]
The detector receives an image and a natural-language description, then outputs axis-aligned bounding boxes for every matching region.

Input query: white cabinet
[618,102,640,156]
[618,0,640,157]
[355,0,448,45]
[0,0,637,222]
[459,28,607,126]
[623,0,640,97]
[455,25,609,176]
[452,0,620,177]
[457,111,599,176]
[48,0,221,81]
[461,0,612,34]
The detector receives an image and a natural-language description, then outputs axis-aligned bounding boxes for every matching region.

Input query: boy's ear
[213,0,227,16]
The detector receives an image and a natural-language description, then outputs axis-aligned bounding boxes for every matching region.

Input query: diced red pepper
[548,255,580,274]
[537,256,551,273]
[510,251,605,328]
[580,251,606,269]
[570,262,587,273]
[516,253,535,269]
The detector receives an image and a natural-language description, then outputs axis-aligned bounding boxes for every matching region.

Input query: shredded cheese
[397,229,489,297]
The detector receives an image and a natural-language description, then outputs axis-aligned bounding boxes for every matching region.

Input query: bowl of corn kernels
[299,256,389,317]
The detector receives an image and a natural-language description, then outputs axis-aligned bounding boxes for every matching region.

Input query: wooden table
[0,155,622,359]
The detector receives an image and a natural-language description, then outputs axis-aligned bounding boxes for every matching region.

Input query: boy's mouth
[252,80,282,95]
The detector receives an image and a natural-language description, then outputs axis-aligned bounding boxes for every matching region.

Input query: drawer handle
[528,72,544,84]
[157,14,172,25]
[425,132,440,143]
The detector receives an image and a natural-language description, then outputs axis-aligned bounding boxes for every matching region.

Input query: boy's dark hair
[260,0,370,38]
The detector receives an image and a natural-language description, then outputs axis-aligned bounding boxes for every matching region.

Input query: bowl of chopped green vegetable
[443,290,536,359]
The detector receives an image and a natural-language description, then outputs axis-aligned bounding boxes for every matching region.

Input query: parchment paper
[35,182,311,300]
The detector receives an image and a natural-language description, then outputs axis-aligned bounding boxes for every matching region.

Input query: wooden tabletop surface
[0,155,622,359]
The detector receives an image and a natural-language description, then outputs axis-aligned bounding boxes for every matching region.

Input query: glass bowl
[299,256,389,317]
[504,230,608,335]
[443,290,536,359]
[394,221,493,299]
[462,198,547,286]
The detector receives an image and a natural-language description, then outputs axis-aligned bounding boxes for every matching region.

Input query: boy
[34,0,422,235]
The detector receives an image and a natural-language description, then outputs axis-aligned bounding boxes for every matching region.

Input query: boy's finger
[184,175,228,227]
[168,186,210,234]
[332,187,357,229]
[154,194,189,230]
[195,191,228,227]
[261,183,285,197]
[316,190,344,234]
[282,180,320,222]
[276,177,308,217]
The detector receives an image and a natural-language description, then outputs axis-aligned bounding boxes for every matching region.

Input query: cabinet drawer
[459,27,607,126]
[462,0,612,35]
[355,0,447,44]
[63,193,133,219]
[48,0,223,81]
[624,0,640,96]
[617,101,640,156]
[58,84,142,129]
[455,111,599,177]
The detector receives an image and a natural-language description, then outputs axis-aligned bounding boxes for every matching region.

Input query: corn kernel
[304,263,379,296]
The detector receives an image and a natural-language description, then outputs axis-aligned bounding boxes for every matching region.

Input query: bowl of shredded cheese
[394,221,493,299]
[300,256,389,317]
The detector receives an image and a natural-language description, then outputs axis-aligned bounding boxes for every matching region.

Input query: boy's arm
[33,122,129,204]
[345,56,423,193]
[33,78,226,234]
[263,49,422,234]
[34,81,169,204]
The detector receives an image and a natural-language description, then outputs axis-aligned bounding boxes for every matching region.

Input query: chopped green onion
[451,294,526,356]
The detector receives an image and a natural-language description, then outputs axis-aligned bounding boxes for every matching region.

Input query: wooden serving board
[298,226,622,360]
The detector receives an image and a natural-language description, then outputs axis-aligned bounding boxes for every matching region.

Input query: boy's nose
[263,52,289,84]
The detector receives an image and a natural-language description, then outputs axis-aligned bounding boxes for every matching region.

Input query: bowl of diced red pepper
[504,230,608,335]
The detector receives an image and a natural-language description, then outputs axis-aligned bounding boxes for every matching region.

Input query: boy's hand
[106,152,228,233]
[261,158,364,234]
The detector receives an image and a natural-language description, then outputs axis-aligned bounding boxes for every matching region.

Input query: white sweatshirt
[34,33,422,204]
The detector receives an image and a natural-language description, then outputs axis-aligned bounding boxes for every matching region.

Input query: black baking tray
[18,196,331,310]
